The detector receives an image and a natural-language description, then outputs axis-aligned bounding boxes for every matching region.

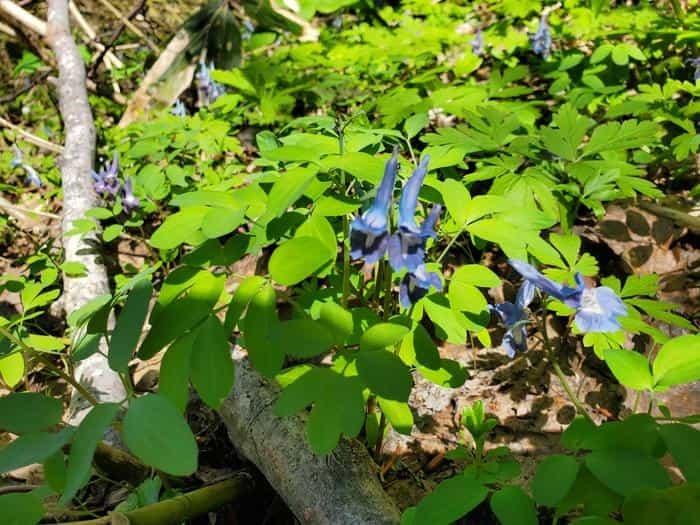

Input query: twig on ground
[0,115,64,153]
[636,200,700,234]
[91,0,159,52]
[0,0,45,34]
[53,474,255,525]
[87,0,146,78]
[0,195,60,220]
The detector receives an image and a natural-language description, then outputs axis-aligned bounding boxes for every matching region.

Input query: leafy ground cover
[1,0,699,523]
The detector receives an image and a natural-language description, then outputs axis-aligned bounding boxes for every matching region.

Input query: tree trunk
[218,349,401,525]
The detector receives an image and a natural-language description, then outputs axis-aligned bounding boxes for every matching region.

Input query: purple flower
[530,15,552,58]
[490,281,535,357]
[399,264,443,308]
[509,260,627,333]
[350,147,399,264]
[471,28,484,56]
[196,61,224,107]
[387,156,441,272]
[122,177,140,214]
[92,153,120,197]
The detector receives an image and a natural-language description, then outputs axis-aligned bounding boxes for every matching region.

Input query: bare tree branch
[46,0,126,425]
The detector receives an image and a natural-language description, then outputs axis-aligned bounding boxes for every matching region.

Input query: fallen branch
[88,0,146,77]
[0,115,64,153]
[218,349,402,525]
[91,0,159,53]
[636,200,700,234]
[46,0,126,424]
[54,474,255,525]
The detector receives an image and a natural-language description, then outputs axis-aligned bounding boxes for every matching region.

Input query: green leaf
[357,350,412,401]
[109,279,152,373]
[0,492,44,525]
[139,271,224,359]
[269,237,334,286]
[418,358,469,388]
[67,294,112,328]
[22,334,66,352]
[43,451,67,493]
[60,261,87,277]
[0,393,62,434]
[243,283,283,377]
[622,484,700,525]
[0,352,24,388]
[0,428,74,474]
[273,319,334,358]
[404,113,429,139]
[604,348,653,390]
[191,316,234,409]
[658,424,700,483]
[377,397,413,435]
[200,207,246,239]
[223,276,266,333]
[490,486,538,525]
[274,367,365,454]
[621,274,658,298]
[72,333,102,361]
[549,233,581,268]
[440,179,471,226]
[585,449,670,496]
[652,335,700,389]
[360,323,410,352]
[533,454,579,507]
[122,394,198,476]
[398,323,440,369]
[102,224,123,242]
[582,120,659,157]
[540,104,594,161]
[149,206,209,250]
[265,166,318,218]
[60,403,120,505]
[158,332,195,412]
[318,302,354,344]
[413,474,488,525]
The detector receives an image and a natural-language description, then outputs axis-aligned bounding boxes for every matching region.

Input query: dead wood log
[217,349,401,525]
[46,0,126,425]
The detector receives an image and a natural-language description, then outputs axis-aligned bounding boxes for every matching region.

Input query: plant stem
[374,412,387,461]
[337,119,351,308]
[436,226,464,263]
[0,325,99,406]
[537,312,594,424]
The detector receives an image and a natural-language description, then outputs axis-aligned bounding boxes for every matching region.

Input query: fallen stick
[636,200,700,234]
[53,474,255,525]
[46,0,126,424]
[0,115,65,153]
[218,349,401,525]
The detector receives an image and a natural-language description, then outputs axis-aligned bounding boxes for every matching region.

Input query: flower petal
[398,155,430,230]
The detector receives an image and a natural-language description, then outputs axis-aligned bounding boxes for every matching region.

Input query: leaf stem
[0,325,99,406]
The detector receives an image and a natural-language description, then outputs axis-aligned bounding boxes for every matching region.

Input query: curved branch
[46,0,126,424]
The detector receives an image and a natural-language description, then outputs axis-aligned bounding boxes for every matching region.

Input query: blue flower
[508,259,627,333]
[471,28,484,56]
[11,145,42,188]
[350,147,399,264]
[490,281,535,357]
[171,99,187,117]
[92,153,120,196]
[388,156,441,272]
[399,264,443,308]
[196,61,224,106]
[530,15,552,58]
[688,57,700,82]
[122,177,140,214]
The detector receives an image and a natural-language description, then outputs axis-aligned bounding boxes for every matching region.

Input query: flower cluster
[195,61,225,107]
[490,259,627,357]
[530,14,552,58]
[350,148,442,307]
[91,153,139,214]
[11,145,42,188]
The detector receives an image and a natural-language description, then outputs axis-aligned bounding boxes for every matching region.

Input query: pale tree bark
[46,0,126,425]
[218,349,402,525]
